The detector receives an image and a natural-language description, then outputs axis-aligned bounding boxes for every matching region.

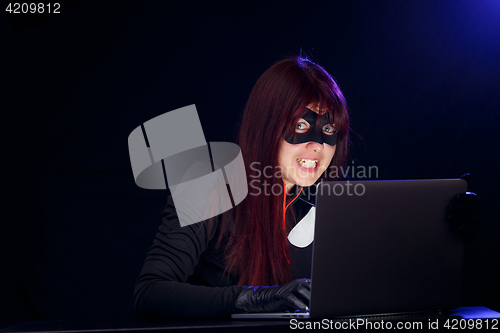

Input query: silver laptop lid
[310,179,466,318]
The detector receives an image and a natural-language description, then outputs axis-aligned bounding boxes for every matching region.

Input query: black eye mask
[284,110,338,146]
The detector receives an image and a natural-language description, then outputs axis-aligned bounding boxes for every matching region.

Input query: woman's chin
[294,177,319,188]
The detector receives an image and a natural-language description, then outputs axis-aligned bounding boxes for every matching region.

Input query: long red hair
[220,56,350,286]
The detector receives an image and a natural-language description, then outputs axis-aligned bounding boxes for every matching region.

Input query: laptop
[232,178,467,319]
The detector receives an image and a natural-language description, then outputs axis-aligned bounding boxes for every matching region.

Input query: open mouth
[297,158,318,168]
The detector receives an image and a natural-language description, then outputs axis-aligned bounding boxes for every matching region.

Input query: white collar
[287,206,316,248]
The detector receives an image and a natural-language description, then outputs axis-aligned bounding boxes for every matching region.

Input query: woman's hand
[235,278,311,313]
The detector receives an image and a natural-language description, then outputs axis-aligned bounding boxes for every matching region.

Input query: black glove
[235,278,311,313]
[447,192,480,241]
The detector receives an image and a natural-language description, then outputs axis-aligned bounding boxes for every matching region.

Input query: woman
[133,56,350,318]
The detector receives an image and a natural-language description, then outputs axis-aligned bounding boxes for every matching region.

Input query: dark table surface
[1,307,498,332]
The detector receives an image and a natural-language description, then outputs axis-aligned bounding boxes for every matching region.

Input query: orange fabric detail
[282,180,303,264]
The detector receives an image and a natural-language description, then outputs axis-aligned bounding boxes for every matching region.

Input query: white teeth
[297,158,318,168]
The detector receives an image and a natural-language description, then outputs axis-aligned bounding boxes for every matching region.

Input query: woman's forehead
[305,102,330,115]
[302,103,333,123]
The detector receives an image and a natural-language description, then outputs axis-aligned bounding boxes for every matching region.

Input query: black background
[2,0,499,322]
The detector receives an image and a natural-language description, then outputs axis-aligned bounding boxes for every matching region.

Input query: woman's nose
[306,141,324,152]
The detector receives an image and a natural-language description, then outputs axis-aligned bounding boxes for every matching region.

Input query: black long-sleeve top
[134,189,315,319]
